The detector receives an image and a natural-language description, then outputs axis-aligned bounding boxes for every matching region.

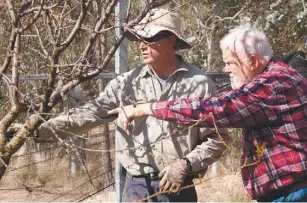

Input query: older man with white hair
[109,23,307,202]
[34,8,229,202]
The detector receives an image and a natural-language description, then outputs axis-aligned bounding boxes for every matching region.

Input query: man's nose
[139,42,147,50]
[224,65,230,73]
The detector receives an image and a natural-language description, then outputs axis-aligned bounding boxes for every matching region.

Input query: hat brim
[125,26,192,49]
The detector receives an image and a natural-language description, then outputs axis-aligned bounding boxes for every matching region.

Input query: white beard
[230,75,245,90]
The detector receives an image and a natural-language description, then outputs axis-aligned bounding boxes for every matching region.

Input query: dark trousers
[257,177,307,202]
[258,187,307,202]
[122,172,197,202]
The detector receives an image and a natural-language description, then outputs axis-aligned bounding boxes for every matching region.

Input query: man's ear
[250,55,260,71]
[169,35,177,48]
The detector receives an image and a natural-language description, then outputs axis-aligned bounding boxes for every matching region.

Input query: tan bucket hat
[126,8,192,49]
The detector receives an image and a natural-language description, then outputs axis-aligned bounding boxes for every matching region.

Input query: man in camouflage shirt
[37,8,229,202]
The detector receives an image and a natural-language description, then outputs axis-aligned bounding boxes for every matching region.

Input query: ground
[0,173,254,202]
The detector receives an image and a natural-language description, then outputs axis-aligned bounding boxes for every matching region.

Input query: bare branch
[302,0,307,12]
[126,0,132,22]
[28,46,48,59]
[0,1,19,77]
[34,25,49,57]
[94,25,117,34]
[20,2,58,17]
[0,32,22,146]
[58,0,90,51]
[82,0,118,61]
[18,0,44,33]
[54,0,68,43]
[217,0,251,23]
[45,9,56,45]
[5,0,17,24]
[48,29,125,108]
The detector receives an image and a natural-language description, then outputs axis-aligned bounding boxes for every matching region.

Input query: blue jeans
[122,172,197,202]
[271,187,307,202]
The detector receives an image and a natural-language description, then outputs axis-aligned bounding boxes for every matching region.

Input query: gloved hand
[158,158,191,193]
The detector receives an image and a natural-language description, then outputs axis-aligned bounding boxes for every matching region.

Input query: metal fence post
[115,0,127,202]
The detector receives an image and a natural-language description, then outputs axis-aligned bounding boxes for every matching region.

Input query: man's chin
[142,58,154,65]
[230,76,247,90]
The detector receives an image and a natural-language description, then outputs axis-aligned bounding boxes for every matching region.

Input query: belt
[134,172,160,180]
[133,172,196,182]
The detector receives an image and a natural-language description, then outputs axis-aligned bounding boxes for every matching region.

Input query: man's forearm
[138,103,154,117]
[185,132,229,173]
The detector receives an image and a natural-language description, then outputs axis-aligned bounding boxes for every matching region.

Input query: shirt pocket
[166,123,191,158]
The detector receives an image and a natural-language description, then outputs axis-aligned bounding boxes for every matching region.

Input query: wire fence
[0,127,116,202]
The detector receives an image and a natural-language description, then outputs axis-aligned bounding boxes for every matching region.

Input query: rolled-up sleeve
[185,127,230,173]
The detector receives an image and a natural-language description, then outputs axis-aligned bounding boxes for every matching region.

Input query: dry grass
[196,169,254,202]
[0,135,112,202]
[195,129,255,202]
[84,190,116,202]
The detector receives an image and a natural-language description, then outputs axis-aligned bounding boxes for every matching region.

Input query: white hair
[220,23,273,65]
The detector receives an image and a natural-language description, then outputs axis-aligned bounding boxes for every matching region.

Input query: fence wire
[0,130,115,202]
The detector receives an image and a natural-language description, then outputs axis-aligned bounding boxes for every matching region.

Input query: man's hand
[158,158,191,193]
[107,103,153,131]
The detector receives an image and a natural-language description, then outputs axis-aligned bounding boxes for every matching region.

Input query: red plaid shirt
[152,61,307,199]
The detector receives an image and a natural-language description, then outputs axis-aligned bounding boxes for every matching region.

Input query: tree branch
[58,0,90,51]
[45,9,56,46]
[18,0,44,33]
